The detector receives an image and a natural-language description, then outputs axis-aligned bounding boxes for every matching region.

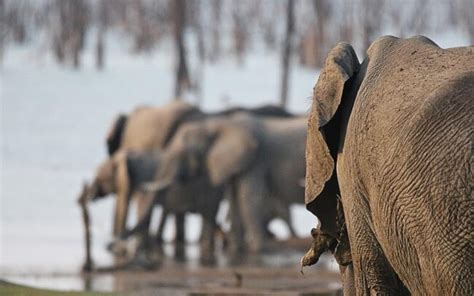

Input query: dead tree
[0,0,5,63]
[95,0,107,70]
[171,0,190,100]
[209,0,221,62]
[455,0,474,43]
[339,0,354,44]
[312,0,331,67]
[360,0,385,50]
[53,0,88,68]
[280,0,295,107]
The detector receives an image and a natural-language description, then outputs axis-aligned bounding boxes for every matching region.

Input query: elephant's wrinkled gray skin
[304,36,473,294]
[149,112,307,254]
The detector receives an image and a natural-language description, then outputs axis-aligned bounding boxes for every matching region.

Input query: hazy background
[1,0,472,291]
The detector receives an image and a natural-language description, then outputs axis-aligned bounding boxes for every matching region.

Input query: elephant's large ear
[305,43,359,208]
[112,152,131,237]
[106,114,128,156]
[206,126,259,186]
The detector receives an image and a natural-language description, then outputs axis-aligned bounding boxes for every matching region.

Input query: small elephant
[85,150,224,259]
[304,36,473,294]
[147,112,307,254]
[84,151,168,252]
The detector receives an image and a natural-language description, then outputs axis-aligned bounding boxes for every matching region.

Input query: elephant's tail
[106,114,128,156]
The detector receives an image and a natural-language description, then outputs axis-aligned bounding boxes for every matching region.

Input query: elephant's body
[305,36,473,295]
[340,37,473,294]
[261,117,306,205]
[107,102,199,156]
[152,112,307,253]
[245,115,307,250]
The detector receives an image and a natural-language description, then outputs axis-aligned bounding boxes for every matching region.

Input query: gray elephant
[83,151,168,252]
[84,149,225,259]
[104,101,200,244]
[147,112,307,254]
[302,36,473,294]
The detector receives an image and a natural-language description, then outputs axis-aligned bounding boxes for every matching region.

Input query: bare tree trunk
[360,0,385,50]
[210,0,221,62]
[96,0,107,70]
[96,28,105,70]
[313,0,331,67]
[280,0,294,108]
[0,0,5,64]
[340,0,354,43]
[172,0,190,100]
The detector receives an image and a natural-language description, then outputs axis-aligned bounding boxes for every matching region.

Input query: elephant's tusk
[142,179,172,194]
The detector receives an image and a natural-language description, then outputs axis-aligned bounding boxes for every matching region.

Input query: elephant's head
[85,152,131,236]
[303,42,360,264]
[106,113,128,157]
[85,153,128,201]
[147,119,259,193]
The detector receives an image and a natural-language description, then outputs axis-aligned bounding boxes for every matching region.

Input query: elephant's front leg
[155,207,168,245]
[236,166,267,253]
[174,212,186,245]
[228,184,245,255]
[134,193,155,253]
[199,216,217,263]
[174,212,186,260]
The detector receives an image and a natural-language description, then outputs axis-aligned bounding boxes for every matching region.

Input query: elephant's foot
[227,241,246,260]
[199,246,216,266]
[123,251,161,271]
[107,238,129,257]
[174,243,186,261]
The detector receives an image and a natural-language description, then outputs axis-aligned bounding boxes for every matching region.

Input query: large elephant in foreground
[147,112,307,254]
[302,36,473,294]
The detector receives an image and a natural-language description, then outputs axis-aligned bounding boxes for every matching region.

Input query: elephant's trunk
[141,179,172,194]
[300,228,336,271]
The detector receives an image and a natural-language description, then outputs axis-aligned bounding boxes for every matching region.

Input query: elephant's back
[120,102,199,152]
[347,37,474,293]
[349,38,474,179]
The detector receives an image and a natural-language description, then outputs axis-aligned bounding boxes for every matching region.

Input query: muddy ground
[4,238,342,295]
[83,237,342,295]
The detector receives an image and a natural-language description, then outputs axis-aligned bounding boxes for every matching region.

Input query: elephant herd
[81,36,473,295]
[81,102,306,259]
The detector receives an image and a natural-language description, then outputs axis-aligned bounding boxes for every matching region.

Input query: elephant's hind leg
[236,166,268,253]
[348,213,409,295]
